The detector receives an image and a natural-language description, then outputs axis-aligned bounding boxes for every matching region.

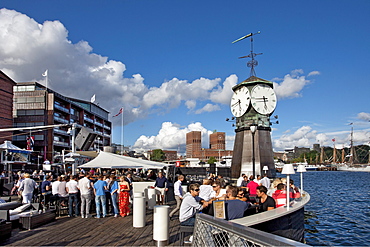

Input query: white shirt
[52,181,60,195]
[78,177,91,195]
[66,180,79,194]
[58,181,68,197]
[211,188,227,199]
[199,185,213,201]
[237,176,244,187]
[173,180,183,198]
[260,177,271,189]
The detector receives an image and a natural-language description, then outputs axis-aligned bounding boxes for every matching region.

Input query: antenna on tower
[232,31,262,77]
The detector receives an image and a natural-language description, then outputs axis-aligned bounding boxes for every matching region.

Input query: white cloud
[132,122,213,153]
[273,125,370,151]
[0,8,232,125]
[209,74,238,105]
[185,100,196,110]
[357,112,370,121]
[308,71,320,77]
[195,103,221,114]
[272,69,317,99]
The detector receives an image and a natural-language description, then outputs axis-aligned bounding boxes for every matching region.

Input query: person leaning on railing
[179,183,210,226]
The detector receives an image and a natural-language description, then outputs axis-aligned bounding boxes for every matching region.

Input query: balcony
[95,121,104,127]
[103,133,111,138]
[54,104,70,114]
[53,128,69,136]
[53,140,70,147]
[84,117,94,123]
[104,125,111,130]
[54,116,69,124]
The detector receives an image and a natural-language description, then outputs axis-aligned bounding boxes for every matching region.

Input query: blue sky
[1,1,370,153]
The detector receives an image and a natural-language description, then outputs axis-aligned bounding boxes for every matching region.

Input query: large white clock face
[230,86,251,117]
[251,84,277,115]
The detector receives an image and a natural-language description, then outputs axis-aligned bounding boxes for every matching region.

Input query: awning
[78,151,168,169]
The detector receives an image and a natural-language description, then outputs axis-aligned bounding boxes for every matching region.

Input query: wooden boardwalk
[1,203,185,246]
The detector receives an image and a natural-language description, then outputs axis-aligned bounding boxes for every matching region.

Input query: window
[34,135,44,141]
[13,85,35,92]
[17,110,44,116]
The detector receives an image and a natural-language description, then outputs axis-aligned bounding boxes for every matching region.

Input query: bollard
[182,185,188,193]
[133,192,146,228]
[147,188,157,209]
[153,205,170,246]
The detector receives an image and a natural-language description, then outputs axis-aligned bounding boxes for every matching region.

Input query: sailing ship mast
[348,123,358,165]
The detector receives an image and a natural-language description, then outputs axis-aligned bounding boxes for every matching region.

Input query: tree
[207,156,217,164]
[151,149,166,162]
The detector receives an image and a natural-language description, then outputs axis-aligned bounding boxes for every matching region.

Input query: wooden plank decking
[1,203,185,246]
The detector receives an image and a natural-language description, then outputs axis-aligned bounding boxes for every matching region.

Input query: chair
[179,225,194,246]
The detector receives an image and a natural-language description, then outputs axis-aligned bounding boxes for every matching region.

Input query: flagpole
[121,108,124,155]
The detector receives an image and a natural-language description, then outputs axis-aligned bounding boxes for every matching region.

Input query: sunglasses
[212,185,218,187]
[194,189,200,192]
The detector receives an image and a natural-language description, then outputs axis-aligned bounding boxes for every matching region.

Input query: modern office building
[12,82,111,162]
[186,131,232,161]
[0,71,16,144]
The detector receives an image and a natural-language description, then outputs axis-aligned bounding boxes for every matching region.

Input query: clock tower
[230,32,277,179]
[230,76,277,179]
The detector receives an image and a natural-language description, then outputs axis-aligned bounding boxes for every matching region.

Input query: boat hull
[337,165,370,172]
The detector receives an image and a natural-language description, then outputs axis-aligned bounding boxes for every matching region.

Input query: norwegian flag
[27,136,34,150]
[113,107,123,117]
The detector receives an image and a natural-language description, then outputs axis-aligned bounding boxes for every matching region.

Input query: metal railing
[193,213,309,247]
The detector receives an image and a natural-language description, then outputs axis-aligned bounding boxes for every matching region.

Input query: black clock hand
[232,99,241,107]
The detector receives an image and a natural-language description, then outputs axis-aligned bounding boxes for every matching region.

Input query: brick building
[0,71,16,144]
[186,131,201,158]
[186,131,232,162]
[163,150,178,161]
[12,81,111,161]
[209,132,225,150]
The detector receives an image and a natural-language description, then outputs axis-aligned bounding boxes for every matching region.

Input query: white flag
[42,70,48,77]
[90,94,96,103]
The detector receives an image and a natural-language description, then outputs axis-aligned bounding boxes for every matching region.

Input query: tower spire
[232,31,262,77]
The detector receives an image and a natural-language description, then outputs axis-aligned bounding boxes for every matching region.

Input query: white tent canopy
[0,140,32,154]
[78,151,168,169]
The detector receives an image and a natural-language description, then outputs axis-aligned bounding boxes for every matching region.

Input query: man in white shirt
[237,174,246,187]
[260,174,271,189]
[169,175,184,218]
[78,173,92,218]
[66,175,80,217]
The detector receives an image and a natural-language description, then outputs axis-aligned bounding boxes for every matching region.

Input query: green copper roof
[232,76,273,90]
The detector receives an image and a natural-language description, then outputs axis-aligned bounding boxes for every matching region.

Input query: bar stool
[179,225,194,246]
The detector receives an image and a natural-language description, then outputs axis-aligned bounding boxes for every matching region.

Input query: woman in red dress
[118,175,130,217]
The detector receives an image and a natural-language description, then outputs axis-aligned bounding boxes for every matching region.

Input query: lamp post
[281,163,295,210]
[97,137,101,151]
[250,125,257,178]
[263,165,269,175]
[296,164,307,194]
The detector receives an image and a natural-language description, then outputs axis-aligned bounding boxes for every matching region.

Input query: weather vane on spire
[232,31,262,77]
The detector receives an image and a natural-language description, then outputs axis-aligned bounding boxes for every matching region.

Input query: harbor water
[285,171,370,246]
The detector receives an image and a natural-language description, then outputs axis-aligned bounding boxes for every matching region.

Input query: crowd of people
[173,173,301,228]
[3,168,301,226]
[7,170,135,218]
